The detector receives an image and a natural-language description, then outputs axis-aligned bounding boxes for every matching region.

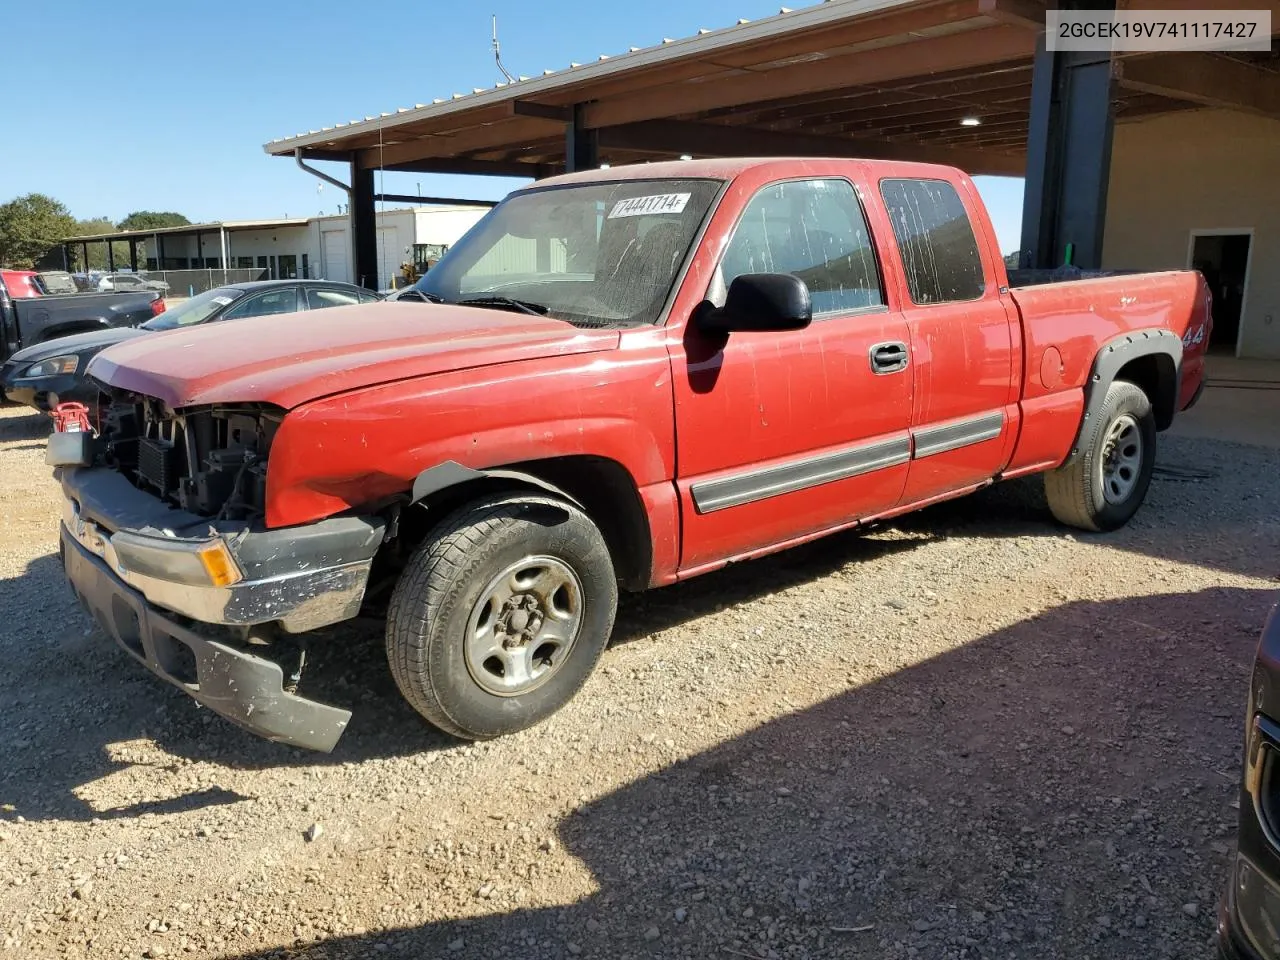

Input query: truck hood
[85,302,621,410]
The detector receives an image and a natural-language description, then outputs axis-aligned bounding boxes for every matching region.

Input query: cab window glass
[719,178,884,316]
[879,178,985,304]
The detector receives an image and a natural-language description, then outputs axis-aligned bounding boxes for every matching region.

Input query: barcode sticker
[608,193,691,219]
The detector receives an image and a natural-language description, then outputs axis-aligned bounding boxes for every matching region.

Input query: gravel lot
[0,401,1277,960]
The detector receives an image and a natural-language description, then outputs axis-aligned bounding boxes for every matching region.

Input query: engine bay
[97,390,281,521]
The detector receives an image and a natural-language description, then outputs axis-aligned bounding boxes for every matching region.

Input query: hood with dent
[85,302,620,410]
[6,326,148,366]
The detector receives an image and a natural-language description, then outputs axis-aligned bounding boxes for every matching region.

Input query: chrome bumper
[61,488,379,635]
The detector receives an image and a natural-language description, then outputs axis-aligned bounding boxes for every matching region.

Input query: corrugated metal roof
[264,0,920,154]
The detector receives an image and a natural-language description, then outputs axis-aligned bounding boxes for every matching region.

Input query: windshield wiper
[455,295,549,316]
[397,289,446,303]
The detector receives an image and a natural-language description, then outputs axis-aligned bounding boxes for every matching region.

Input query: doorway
[1188,230,1252,356]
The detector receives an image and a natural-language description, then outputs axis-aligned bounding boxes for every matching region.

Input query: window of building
[879,178,986,305]
[237,256,253,269]
[718,178,884,316]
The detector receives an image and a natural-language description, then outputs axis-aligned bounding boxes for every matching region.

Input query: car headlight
[22,355,80,378]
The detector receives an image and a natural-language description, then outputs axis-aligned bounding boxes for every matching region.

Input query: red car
[0,270,45,298]
[51,157,1210,751]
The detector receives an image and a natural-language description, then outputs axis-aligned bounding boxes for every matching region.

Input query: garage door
[321,230,349,283]
[376,228,401,291]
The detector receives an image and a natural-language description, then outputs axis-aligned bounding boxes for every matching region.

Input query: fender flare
[1064,327,1182,465]
[411,459,586,511]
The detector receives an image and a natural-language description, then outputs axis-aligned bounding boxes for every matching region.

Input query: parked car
[3,279,379,411]
[1219,604,1280,959]
[0,270,46,298]
[49,157,1211,752]
[97,273,170,294]
[0,273,164,392]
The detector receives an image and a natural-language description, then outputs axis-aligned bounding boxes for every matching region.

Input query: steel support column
[1019,20,1116,270]
[565,104,598,173]
[128,238,138,272]
[350,162,378,290]
[106,240,115,272]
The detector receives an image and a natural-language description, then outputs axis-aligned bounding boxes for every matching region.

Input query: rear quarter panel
[1005,270,1210,473]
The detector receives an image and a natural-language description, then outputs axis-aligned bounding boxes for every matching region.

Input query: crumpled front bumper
[57,466,386,751]
[62,530,353,751]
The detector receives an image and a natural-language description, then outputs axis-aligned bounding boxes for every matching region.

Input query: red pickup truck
[50,158,1210,751]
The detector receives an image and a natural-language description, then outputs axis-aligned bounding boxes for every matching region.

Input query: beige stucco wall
[1102,108,1280,359]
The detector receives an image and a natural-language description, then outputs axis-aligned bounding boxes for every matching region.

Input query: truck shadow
[0,434,1273,824]
[215,585,1269,960]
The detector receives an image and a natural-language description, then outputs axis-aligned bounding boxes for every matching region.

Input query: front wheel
[1044,379,1156,532]
[386,493,618,740]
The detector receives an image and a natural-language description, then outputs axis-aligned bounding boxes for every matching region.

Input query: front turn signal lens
[196,540,243,587]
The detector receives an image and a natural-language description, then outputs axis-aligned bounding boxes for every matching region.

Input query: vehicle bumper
[1219,606,1280,959]
[57,466,386,751]
[1184,375,1207,412]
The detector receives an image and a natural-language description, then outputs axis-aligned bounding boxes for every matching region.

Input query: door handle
[869,341,909,374]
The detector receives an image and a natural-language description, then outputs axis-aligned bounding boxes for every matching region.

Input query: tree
[0,194,77,269]
[71,217,130,271]
[117,211,190,231]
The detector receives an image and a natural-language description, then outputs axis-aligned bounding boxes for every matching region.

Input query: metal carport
[264,0,1280,290]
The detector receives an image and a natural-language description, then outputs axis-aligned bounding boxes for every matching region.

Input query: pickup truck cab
[51,158,1210,751]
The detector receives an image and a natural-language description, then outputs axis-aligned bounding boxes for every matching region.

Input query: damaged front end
[49,387,386,751]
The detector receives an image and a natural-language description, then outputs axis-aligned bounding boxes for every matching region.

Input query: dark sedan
[1,279,381,412]
[1220,603,1280,959]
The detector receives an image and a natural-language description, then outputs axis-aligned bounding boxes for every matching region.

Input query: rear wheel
[386,493,617,740]
[1044,379,1156,532]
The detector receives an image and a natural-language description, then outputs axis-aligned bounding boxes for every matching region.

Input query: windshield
[142,287,240,331]
[416,178,722,327]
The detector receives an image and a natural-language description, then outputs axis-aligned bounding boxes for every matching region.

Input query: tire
[1044,379,1156,532]
[386,493,618,740]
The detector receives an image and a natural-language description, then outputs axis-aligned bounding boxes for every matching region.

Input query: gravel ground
[0,402,1277,960]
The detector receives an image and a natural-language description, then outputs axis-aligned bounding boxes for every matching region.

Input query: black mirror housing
[697,273,812,335]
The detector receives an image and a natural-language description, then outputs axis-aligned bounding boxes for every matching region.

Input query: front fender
[263,348,676,529]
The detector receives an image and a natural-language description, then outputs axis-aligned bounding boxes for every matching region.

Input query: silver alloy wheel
[1099,413,1143,505]
[464,556,584,697]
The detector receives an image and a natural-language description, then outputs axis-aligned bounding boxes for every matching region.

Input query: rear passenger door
[670,177,913,571]
[877,177,1018,505]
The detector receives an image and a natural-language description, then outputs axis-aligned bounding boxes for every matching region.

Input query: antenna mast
[492,14,516,84]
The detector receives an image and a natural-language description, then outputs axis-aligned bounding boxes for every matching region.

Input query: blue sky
[3,0,1024,252]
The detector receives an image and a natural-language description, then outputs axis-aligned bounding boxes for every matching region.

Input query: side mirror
[696,273,812,335]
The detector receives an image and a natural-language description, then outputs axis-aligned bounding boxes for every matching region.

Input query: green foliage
[0,194,77,269]
[117,211,190,231]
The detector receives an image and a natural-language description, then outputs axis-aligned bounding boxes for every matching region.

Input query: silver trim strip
[912,410,1004,459]
[691,435,910,514]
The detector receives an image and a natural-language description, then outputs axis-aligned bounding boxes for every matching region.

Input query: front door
[670,177,913,573]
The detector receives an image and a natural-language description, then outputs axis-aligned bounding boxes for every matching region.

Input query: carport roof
[63,218,309,244]
[264,0,1280,179]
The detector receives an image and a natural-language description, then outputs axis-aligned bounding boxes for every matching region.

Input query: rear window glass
[879,178,985,305]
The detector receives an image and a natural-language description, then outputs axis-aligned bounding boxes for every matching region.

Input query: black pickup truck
[0,273,164,371]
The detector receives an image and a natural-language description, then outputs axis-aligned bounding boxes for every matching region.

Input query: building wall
[306,206,488,289]
[1103,108,1280,358]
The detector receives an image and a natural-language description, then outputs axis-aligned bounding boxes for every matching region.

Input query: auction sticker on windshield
[608,194,691,219]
